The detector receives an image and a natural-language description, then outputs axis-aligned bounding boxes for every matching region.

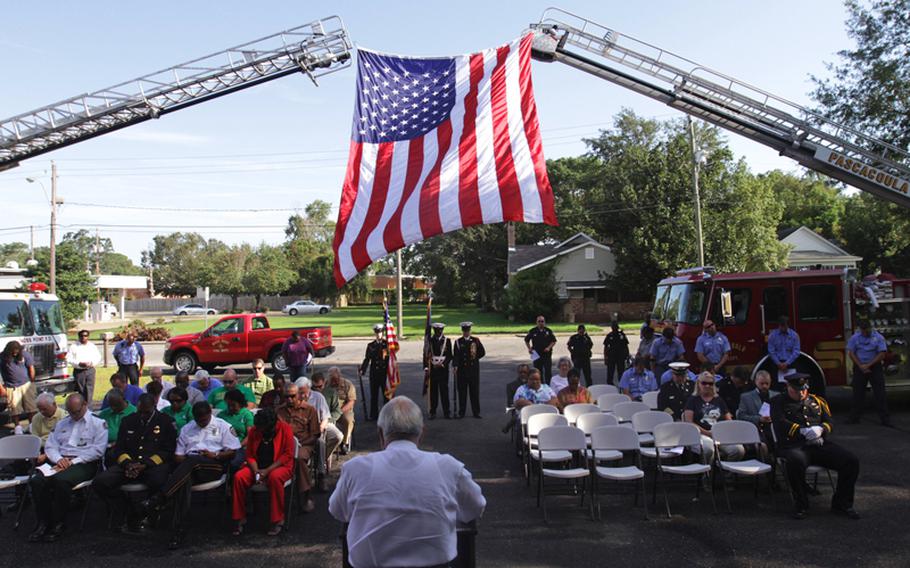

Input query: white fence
[124,294,306,313]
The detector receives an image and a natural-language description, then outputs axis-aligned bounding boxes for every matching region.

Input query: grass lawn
[76,305,642,341]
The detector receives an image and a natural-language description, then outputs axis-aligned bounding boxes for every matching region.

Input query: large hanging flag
[333,34,557,287]
[382,298,400,397]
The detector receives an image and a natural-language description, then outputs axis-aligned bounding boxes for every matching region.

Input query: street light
[26,162,62,295]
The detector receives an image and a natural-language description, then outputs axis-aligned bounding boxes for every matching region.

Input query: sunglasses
[223,380,236,385]
[699,381,715,386]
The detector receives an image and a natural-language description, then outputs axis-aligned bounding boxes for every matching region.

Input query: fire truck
[651,267,910,395]
[0,289,71,394]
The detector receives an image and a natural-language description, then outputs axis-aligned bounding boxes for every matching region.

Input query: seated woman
[683,372,745,463]
[549,357,573,394]
[231,408,295,536]
[556,368,591,408]
[162,387,193,431]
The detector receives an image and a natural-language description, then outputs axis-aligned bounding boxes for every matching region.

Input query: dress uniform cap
[460,321,473,329]
[785,373,811,389]
[431,323,446,330]
[669,362,690,374]
[372,324,384,332]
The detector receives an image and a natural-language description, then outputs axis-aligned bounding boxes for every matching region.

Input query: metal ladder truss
[530,7,910,207]
[0,15,352,171]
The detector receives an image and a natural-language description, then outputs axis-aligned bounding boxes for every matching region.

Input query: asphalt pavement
[3,335,910,567]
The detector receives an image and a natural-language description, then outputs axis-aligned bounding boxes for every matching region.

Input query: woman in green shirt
[220,389,255,443]
[162,387,193,431]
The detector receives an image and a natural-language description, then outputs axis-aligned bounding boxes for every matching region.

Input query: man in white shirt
[329,397,486,568]
[142,401,240,549]
[28,393,107,543]
[66,330,102,407]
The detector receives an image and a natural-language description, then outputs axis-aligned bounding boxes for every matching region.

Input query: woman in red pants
[231,407,295,536]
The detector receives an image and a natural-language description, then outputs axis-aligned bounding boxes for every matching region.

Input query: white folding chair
[536,426,592,522]
[768,419,836,500]
[588,384,618,400]
[590,426,648,520]
[597,393,631,413]
[520,405,559,481]
[251,438,299,528]
[0,434,41,530]
[641,391,659,410]
[632,411,673,453]
[563,403,600,426]
[711,421,773,513]
[653,422,716,518]
[576,413,622,463]
[613,401,650,424]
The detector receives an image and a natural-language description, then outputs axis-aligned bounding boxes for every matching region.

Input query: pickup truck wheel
[319,307,328,314]
[289,308,298,316]
[270,351,289,373]
[173,351,198,374]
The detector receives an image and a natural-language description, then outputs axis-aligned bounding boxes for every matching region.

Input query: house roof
[509,232,612,273]
[779,225,855,257]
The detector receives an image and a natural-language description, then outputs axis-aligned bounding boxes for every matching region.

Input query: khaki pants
[337,410,355,446]
[7,382,37,419]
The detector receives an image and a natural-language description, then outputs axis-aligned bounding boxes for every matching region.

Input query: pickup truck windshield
[211,318,241,336]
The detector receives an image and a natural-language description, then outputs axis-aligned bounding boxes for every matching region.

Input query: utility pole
[507,221,516,285]
[396,249,404,338]
[49,161,59,295]
[29,226,34,261]
[687,116,705,267]
[95,228,102,300]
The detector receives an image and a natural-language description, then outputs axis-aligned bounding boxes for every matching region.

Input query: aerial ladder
[530,8,910,208]
[0,15,351,171]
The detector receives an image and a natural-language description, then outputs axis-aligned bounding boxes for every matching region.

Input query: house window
[585,247,595,260]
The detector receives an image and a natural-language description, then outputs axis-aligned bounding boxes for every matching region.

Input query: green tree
[243,244,296,307]
[841,193,910,275]
[761,170,845,239]
[100,252,145,276]
[209,243,250,311]
[0,242,33,267]
[144,233,222,296]
[503,263,559,321]
[31,242,95,324]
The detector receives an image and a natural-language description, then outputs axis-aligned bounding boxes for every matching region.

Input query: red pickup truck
[163,313,334,374]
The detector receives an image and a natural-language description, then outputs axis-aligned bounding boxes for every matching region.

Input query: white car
[281,299,331,316]
[172,303,218,316]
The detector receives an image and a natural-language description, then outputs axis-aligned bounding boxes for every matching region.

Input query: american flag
[333,34,557,286]
[383,298,400,397]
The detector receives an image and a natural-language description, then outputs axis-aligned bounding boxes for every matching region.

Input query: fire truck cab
[652,267,910,396]
[0,291,71,395]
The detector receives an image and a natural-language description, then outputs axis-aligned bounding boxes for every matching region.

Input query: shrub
[117,320,171,341]
[503,263,560,322]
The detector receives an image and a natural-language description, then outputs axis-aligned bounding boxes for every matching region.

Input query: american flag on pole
[333,34,557,286]
[382,298,400,397]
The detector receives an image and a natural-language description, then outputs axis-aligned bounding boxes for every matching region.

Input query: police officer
[770,373,860,520]
[657,362,696,420]
[567,324,594,387]
[602,321,629,386]
[425,323,452,420]
[847,320,892,427]
[360,324,389,422]
[454,322,485,419]
[93,393,178,531]
[695,319,731,375]
[525,315,557,384]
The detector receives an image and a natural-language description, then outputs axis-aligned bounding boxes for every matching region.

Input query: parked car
[281,299,331,316]
[163,313,334,373]
[173,303,218,316]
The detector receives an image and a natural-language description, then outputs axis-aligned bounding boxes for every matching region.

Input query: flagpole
[396,249,404,339]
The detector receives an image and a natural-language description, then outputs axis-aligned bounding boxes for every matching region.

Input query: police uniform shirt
[525,327,557,355]
[176,416,241,456]
[112,340,145,365]
[770,392,833,449]
[603,330,629,359]
[454,337,485,368]
[361,339,389,376]
[567,333,593,360]
[695,331,731,365]
[45,413,108,465]
[847,331,887,364]
[115,410,177,467]
[619,368,658,399]
[768,328,801,366]
[649,337,686,366]
[657,379,695,420]
[660,368,697,385]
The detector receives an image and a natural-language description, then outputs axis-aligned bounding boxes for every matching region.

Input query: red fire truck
[651,267,910,395]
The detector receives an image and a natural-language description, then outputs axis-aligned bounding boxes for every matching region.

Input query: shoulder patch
[229,427,238,437]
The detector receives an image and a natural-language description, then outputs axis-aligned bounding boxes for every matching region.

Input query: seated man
[174,371,206,406]
[298,377,342,489]
[28,393,107,542]
[683,372,744,463]
[506,364,530,408]
[556,368,592,407]
[190,369,223,398]
[141,401,240,549]
[258,373,286,410]
[96,389,137,464]
[657,363,696,420]
[30,392,66,449]
[148,366,174,397]
[329,396,486,568]
[619,356,659,401]
[715,365,752,416]
[208,368,256,411]
[246,359,273,399]
[512,369,559,410]
[93,393,177,532]
[771,373,860,520]
[232,407,296,537]
[737,370,778,443]
[659,362,697,385]
[328,366,357,454]
[276,383,320,512]
[101,372,143,409]
[162,387,194,431]
[146,380,169,411]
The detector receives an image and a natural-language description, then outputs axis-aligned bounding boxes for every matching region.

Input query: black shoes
[832,506,861,520]
[168,530,185,550]
[27,523,47,543]
[444,414,452,419]
[473,414,482,419]
[339,444,350,455]
[791,509,808,520]
[44,523,65,542]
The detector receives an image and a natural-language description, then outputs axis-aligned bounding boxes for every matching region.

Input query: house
[369,274,430,303]
[779,226,861,270]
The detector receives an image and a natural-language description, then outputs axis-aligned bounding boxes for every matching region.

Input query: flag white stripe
[401,135,438,247]
[338,142,379,282]
[437,55,472,235]
[503,38,542,222]
[475,47,503,225]
[365,141,409,262]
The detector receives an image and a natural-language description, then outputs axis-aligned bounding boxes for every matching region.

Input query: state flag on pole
[383,298,400,397]
[333,34,557,287]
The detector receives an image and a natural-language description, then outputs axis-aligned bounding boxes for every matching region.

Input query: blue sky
[0,1,850,263]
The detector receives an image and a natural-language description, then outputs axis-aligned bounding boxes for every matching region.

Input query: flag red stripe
[489,44,524,221]
[333,140,364,287]
[457,53,485,228]
[517,34,557,225]
[383,137,424,252]
[418,119,453,239]
[351,142,395,274]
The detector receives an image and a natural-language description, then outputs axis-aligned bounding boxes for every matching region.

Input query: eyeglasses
[253,366,264,370]
[699,381,715,386]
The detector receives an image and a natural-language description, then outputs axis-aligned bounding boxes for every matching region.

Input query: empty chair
[710,420,773,513]
[597,393,631,412]
[652,422,716,518]
[563,403,601,426]
[631,411,674,452]
[0,434,41,530]
[590,426,648,519]
[536,426,592,522]
[519,405,560,470]
[526,414,570,486]
[576,413,622,463]
[641,391,660,410]
[613,401,651,423]
[588,384,618,400]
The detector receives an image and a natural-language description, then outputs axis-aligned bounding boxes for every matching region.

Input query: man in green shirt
[162,387,193,431]
[219,389,254,443]
[245,358,272,398]
[312,372,341,423]
[96,389,136,464]
[208,368,256,411]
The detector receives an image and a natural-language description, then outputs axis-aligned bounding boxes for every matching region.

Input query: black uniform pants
[29,461,98,526]
[429,368,450,416]
[572,357,593,387]
[73,368,96,407]
[780,441,859,511]
[534,354,553,385]
[118,363,140,386]
[851,363,889,422]
[93,463,171,522]
[605,356,625,386]
[160,455,225,530]
[369,371,389,420]
[457,368,480,417]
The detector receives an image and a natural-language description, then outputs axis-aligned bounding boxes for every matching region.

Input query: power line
[65,202,304,213]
